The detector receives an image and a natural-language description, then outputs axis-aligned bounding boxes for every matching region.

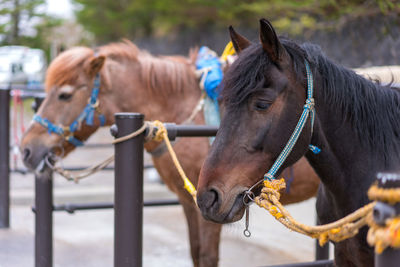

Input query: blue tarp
[195,46,223,101]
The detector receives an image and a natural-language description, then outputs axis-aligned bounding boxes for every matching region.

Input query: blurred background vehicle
[0,45,46,88]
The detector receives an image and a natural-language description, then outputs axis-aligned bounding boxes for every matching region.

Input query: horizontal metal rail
[163,123,219,140]
[10,143,113,151]
[31,199,180,214]
[11,90,46,99]
[10,164,156,175]
[0,85,44,91]
[264,259,334,267]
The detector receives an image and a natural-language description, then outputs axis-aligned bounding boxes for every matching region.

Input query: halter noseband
[33,73,106,147]
[263,60,320,181]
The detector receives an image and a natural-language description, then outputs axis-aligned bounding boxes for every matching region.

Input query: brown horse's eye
[254,100,270,111]
[58,93,72,101]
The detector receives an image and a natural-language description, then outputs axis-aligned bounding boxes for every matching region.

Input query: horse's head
[20,47,107,170]
[197,19,313,223]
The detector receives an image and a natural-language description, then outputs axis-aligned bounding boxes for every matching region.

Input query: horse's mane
[99,40,139,61]
[138,52,198,97]
[222,38,400,158]
[46,40,198,97]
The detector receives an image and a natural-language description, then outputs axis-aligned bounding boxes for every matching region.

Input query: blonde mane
[46,40,199,96]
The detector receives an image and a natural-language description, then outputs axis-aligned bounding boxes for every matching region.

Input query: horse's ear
[87,55,105,77]
[229,26,251,54]
[259,18,285,63]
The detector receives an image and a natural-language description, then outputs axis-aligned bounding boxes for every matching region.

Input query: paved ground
[1,125,331,267]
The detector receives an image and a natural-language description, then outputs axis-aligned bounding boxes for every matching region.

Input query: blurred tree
[72,0,400,42]
[0,1,91,62]
[0,0,45,44]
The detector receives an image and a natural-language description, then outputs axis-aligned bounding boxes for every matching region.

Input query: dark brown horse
[197,19,400,267]
[20,40,320,266]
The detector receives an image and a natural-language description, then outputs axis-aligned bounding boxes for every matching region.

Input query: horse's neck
[103,57,203,125]
[305,80,400,213]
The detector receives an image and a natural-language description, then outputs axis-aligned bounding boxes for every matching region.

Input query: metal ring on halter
[243,229,251,237]
[44,144,65,169]
[243,179,263,204]
[242,179,264,238]
[90,99,99,108]
[44,155,55,169]
[243,190,255,205]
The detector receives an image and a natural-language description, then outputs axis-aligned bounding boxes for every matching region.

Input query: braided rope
[152,120,197,202]
[51,155,114,183]
[50,121,149,182]
[367,216,400,254]
[367,184,400,253]
[183,92,206,124]
[254,178,375,246]
[368,184,400,204]
[50,120,197,203]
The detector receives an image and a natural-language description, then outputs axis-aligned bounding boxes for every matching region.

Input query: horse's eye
[58,93,72,101]
[254,101,270,111]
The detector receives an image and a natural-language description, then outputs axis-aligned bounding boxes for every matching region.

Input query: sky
[46,0,74,18]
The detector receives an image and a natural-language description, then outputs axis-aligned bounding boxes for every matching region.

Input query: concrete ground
[1,128,329,267]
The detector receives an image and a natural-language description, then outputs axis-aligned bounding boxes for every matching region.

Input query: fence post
[0,88,10,228]
[113,113,144,267]
[35,169,53,267]
[373,173,400,267]
[315,218,329,260]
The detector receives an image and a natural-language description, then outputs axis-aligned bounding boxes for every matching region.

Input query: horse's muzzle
[197,187,246,223]
[20,144,51,171]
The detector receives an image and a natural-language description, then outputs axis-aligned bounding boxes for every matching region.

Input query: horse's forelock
[45,47,94,92]
[45,41,141,92]
[221,43,269,106]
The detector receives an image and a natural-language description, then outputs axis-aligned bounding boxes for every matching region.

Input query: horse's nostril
[198,188,220,210]
[23,148,31,161]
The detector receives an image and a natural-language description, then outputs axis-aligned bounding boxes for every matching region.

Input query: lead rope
[152,120,197,203]
[241,60,400,249]
[44,120,198,203]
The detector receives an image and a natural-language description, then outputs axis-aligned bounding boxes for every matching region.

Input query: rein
[33,73,106,147]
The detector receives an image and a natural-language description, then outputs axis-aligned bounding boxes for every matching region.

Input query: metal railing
[0,88,333,266]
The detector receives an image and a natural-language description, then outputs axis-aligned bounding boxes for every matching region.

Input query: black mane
[222,38,400,159]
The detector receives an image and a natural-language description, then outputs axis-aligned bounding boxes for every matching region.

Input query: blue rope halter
[264,60,320,181]
[33,73,106,147]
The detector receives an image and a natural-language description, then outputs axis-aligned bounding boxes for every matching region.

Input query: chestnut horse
[20,40,320,267]
[197,19,400,267]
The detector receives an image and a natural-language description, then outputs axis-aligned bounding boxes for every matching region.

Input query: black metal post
[373,173,400,267]
[0,88,10,228]
[113,113,144,267]
[35,169,53,267]
[315,239,329,261]
[31,96,44,113]
[315,218,329,260]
